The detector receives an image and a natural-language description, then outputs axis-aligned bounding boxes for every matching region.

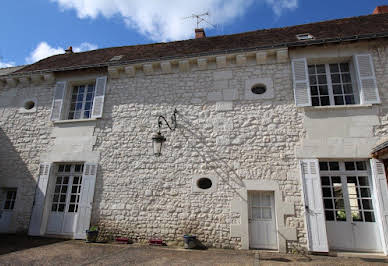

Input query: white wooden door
[46,164,83,236]
[0,189,17,233]
[320,161,383,252]
[249,191,277,249]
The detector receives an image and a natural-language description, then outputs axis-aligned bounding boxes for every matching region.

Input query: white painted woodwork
[354,54,380,104]
[300,159,329,252]
[371,159,388,255]
[91,76,107,118]
[249,191,277,249]
[28,163,52,236]
[50,81,66,121]
[292,58,312,107]
[75,163,97,239]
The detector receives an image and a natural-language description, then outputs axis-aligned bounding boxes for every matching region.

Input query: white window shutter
[75,163,97,239]
[28,163,52,236]
[299,159,329,252]
[370,159,388,255]
[91,76,107,118]
[354,54,380,104]
[50,81,66,121]
[292,58,311,107]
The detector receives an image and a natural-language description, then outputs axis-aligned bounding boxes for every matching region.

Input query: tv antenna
[183,12,215,28]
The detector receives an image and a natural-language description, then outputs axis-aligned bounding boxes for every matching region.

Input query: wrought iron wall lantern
[152,109,177,156]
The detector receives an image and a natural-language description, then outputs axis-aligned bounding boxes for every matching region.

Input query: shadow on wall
[0,126,37,233]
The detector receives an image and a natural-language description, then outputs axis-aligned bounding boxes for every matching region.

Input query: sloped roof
[0,66,24,76]
[15,13,388,75]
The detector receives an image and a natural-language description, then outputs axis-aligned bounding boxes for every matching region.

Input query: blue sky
[0,0,386,67]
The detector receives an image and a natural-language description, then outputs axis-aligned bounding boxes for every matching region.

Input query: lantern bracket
[157,109,177,133]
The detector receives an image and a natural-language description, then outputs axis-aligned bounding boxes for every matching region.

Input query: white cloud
[0,60,15,68]
[265,0,298,16]
[51,0,298,42]
[25,42,98,64]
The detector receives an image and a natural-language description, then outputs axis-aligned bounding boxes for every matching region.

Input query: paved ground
[1,235,388,265]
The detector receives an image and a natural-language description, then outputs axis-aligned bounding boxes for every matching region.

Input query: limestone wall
[92,60,306,249]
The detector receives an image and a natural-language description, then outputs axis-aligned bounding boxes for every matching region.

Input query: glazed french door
[46,164,83,235]
[320,160,383,252]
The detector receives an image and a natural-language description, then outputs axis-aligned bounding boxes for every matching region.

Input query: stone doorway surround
[230,180,297,252]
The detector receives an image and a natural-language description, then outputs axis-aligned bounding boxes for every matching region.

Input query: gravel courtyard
[1,235,388,265]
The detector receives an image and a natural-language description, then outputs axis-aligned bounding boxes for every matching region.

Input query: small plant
[89,226,98,232]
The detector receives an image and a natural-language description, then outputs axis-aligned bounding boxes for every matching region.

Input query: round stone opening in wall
[197,178,212,190]
[24,100,35,110]
[251,84,266,95]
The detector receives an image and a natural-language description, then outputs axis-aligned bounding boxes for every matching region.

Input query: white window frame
[61,79,96,121]
[67,84,95,120]
[319,160,377,223]
[308,62,360,106]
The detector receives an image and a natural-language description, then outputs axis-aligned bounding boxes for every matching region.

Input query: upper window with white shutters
[308,63,357,106]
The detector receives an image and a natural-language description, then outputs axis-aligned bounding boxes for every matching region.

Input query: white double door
[321,170,383,252]
[249,191,277,249]
[46,164,83,236]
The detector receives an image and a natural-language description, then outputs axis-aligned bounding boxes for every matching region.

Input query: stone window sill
[53,118,98,124]
[301,104,374,111]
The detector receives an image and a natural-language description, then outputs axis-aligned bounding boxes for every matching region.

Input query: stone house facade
[1,8,388,254]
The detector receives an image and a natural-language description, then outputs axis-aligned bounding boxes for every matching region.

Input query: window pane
[318,75,327,84]
[262,208,272,219]
[334,96,344,105]
[345,95,355,105]
[312,97,320,106]
[352,210,363,221]
[343,84,353,94]
[308,65,316,74]
[325,210,335,221]
[84,111,90,119]
[340,63,349,72]
[329,162,340,171]
[68,204,75,212]
[345,162,355,171]
[329,64,339,73]
[331,74,341,84]
[316,64,326,74]
[309,76,317,85]
[324,199,333,209]
[332,184,343,198]
[321,96,330,106]
[4,201,10,209]
[342,74,351,83]
[322,188,332,197]
[336,210,346,221]
[362,199,373,210]
[364,211,375,222]
[358,176,369,186]
[58,204,65,212]
[58,165,65,172]
[61,186,67,193]
[333,85,342,94]
[252,208,261,219]
[51,204,57,212]
[87,85,95,93]
[53,194,59,202]
[60,195,66,202]
[319,162,329,171]
[319,85,328,95]
[310,86,318,95]
[360,188,371,197]
[334,199,344,209]
[356,161,367,171]
[321,176,330,185]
